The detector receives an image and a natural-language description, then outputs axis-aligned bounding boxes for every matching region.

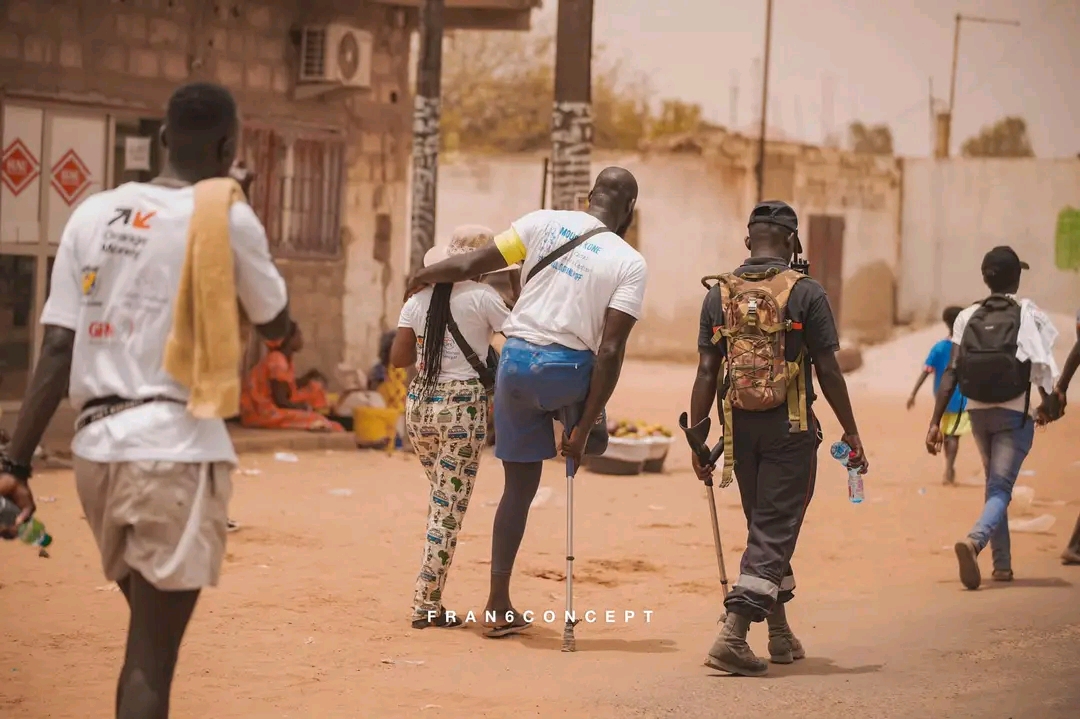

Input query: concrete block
[129,48,161,78]
[271,65,290,94]
[228,32,245,57]
[97,44,127,73]
[208,27,228,53]
[59,41,82,69]
[148,18,185,47]
[372,51,391,77]
[0,31,20,60]
[115,14,147,42]
[7,0,38,27]
[22,35,54,64]
[245,62,272,91]
[361,132,383,155]
[162,51,189,81]
[256,37,285,63]
[248,5,272,31]
[215,58,243,87]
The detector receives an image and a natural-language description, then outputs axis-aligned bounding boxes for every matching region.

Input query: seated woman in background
[240,322,344,432]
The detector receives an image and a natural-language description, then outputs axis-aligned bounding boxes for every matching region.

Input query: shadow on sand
[707,657,884,678]
[936,577,1073,589]
[468,623,679,654]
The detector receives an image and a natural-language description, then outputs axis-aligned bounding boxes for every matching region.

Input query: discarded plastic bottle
[0,496,53,548]
[830,441,864,504]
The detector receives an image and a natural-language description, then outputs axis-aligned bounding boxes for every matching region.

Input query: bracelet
[0,456,32,482]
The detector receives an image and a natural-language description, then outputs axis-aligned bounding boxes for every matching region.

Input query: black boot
[766,602,805,664]
[704,612,768,677]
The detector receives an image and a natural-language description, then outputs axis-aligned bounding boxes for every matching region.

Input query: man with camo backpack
[688,201,869,677]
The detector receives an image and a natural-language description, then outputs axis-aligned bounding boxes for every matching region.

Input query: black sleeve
[802,283,841,356]
[698,285,723,353]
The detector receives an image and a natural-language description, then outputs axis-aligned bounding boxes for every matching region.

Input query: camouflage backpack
[702,266,809,486]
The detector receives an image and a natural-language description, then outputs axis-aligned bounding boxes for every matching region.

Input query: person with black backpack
[926,246,1061,590]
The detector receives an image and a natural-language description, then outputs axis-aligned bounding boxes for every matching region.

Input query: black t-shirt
[697,257,840,407]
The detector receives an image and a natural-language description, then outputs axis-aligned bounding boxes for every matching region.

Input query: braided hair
[417,283,454,398]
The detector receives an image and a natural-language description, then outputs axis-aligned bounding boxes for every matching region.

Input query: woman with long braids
[390,225,514,628]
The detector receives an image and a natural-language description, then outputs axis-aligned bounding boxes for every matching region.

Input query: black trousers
[723,407,821,622]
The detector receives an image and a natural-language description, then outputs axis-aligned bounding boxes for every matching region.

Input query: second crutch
[679,412,730,602]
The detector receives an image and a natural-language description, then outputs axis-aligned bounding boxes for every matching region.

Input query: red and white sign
[51,149,92,206]
[1,138,41,196]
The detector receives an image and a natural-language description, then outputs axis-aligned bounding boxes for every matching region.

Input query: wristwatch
[0,456,32,482]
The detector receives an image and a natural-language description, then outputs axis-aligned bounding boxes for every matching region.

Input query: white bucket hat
[423,224,518,273]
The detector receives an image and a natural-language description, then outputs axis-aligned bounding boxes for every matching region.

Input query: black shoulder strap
[525,225,610,285]
[445,313,494,385]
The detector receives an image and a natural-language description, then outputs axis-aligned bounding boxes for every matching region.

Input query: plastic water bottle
[0,496,52,548]
[830,441,864,504]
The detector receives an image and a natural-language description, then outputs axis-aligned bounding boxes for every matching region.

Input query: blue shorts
[493,338,609,463]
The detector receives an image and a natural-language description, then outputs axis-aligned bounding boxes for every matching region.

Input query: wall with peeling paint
[436,137,902,361]
[898,158,1080,325]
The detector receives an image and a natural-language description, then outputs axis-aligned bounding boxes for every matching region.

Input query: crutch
[679,413,730,600]
[562,455,580,652]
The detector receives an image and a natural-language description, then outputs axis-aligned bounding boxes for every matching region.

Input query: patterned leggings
[406,378,489,619]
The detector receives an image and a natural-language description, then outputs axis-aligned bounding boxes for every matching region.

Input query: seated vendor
[240,322,344,432]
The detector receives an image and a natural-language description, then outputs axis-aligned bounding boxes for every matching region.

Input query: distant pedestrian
[926,246,1059,589]
[907,305,969,484]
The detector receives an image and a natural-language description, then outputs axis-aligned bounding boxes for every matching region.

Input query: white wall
[899,159,1080,323]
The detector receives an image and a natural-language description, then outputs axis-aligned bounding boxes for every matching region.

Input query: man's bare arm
[690,350,723,427]
[1057,329,1080,396]
[577,309,637,434]
[407,244,509,294]
[5,326,74,466]
[812,349,859,436]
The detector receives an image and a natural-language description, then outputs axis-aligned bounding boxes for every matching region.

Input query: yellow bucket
[353,406,400,451]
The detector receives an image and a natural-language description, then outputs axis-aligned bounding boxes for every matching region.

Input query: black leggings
[490,461,544,575]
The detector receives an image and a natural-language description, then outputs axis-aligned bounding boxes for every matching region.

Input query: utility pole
[729,69,739,128]
[551,0,595,211]
[755,0,773,203]
[409,0,445,273]
[939,13,1020,158]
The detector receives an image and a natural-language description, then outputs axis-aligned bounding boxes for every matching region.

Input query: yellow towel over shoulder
[163,177,246,419]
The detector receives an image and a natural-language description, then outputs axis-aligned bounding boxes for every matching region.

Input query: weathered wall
[0,0,413,378]
[436,144,901,360]
[898,159,1080,323]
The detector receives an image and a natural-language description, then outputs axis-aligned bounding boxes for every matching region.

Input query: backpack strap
[524,225,609,285]
[445,313,495,391]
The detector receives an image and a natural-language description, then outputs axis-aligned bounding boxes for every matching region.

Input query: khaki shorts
[74,458,233,591]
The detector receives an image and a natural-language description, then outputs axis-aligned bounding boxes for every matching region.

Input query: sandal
[412,610,464,629]
[483,619,532,638]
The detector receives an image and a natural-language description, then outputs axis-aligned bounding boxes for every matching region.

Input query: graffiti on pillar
[410,94,441,273]
[551,101,593,211]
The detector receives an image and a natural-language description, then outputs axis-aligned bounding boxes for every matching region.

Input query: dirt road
[2,361,1078,718]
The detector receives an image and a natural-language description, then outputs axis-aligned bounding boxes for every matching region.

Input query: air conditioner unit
[298,24,373,89]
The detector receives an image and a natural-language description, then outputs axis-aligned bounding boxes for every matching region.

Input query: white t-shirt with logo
[494,210,647,353]
[398,281,509,382]
[39,182,288,466]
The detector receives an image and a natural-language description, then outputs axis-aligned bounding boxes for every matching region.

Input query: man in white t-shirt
[404,167,647,635]
[927,246,1059,590]
[0,82,291,717]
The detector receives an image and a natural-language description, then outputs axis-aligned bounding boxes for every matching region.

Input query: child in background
[908,306,969,484]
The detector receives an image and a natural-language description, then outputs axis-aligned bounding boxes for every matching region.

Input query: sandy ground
[2,360,1079,718]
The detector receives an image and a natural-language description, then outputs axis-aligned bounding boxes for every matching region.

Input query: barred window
[239,127,345,258]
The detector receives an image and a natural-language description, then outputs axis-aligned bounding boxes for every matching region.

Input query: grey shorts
[74,458,233,591]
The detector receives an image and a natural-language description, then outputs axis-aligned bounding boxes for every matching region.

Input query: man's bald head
[588,167,638,237]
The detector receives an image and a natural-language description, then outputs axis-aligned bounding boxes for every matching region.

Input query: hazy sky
[531,0,1078,157]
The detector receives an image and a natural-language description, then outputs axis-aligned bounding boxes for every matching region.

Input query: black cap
[981,245,1030,280]
[748,200,798,234]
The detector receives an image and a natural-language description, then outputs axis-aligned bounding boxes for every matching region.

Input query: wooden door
[807,215,845,328]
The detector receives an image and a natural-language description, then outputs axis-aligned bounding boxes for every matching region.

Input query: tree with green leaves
[848,122,894,155]
[960,116,1035,158]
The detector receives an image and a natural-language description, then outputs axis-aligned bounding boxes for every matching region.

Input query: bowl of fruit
[582,420,675,475]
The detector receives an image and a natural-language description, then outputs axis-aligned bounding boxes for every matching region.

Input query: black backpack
[956,295,1031,407]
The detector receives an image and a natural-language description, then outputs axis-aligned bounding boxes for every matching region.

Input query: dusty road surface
[2,360,1079,718]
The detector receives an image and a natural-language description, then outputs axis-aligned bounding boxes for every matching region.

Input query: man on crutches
[687,201,868,676]
[405,168,647,641]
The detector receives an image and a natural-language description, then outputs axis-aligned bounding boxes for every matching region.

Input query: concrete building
[437,129,903,361]
[0,0,539,405]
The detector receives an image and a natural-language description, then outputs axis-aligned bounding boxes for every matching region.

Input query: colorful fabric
[925,338,966,414]
[239,350,343,431]
[940,410,971,436]
[406,379,489,619]
[379,366,409,412]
